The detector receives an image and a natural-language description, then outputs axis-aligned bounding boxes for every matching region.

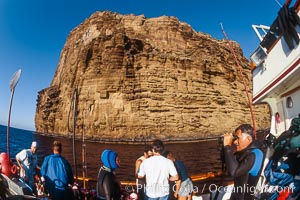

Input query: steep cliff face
[35,11,270,141]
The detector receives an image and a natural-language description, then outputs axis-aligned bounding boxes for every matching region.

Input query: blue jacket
[40,154,74,199]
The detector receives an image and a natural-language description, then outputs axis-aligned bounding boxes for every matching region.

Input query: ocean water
[0,125,230,193]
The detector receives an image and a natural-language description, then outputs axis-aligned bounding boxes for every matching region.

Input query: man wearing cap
[96,149,121,200]
[223,124,264,200]
[16,141,39,192]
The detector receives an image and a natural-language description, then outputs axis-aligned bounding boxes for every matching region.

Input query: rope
[220,23,257,139]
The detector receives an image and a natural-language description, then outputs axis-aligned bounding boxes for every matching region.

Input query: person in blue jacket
[40,140,74,200]
[223,124,264,200]
[163,150,193,200]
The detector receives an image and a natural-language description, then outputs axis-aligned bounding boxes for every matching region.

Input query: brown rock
[35,11,270,142]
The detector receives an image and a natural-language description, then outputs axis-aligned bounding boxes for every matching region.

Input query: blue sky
[0,0,282,131]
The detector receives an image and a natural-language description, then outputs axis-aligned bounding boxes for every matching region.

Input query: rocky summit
[35,11,270,142]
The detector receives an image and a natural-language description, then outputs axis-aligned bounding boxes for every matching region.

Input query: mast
[72,87,78,180]
[82,109,87,192]
[220,24,257,138]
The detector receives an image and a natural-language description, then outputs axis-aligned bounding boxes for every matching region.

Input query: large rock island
[35,11,270,142]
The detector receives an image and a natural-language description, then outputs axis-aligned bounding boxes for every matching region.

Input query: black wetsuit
[96,166,121,200]
[224,141,264,200]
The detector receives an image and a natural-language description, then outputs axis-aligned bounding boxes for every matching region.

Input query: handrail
[252,25,270,42]
[74,171,225,186]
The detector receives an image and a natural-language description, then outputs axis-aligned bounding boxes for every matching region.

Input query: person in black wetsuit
[96,149,121,200]
[223,124,264,200]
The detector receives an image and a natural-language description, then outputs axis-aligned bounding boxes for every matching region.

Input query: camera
[218,134,238,145]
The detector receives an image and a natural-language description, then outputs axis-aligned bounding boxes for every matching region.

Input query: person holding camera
[222,124,264,200]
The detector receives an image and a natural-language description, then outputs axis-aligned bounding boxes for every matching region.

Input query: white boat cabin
[251,0,300,137]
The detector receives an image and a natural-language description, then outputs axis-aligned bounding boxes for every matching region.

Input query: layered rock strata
[35,11,270,142]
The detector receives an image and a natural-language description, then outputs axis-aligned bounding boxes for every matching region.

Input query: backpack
[262,116,300,199]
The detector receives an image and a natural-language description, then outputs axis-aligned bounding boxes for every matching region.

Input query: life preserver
[295,0,300,11]
[285,0,292,6]
[286,0,300,12]
[11,164,17,175]
[1,159,12,177]
[0,153,16,177]
[0,152,10,164]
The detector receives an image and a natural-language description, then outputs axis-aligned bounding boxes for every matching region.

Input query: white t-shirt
[138,155,177,198]
[16,149,38,183]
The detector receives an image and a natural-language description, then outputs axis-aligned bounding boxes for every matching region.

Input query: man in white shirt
[138,139,178,200]
[16,141,39,192]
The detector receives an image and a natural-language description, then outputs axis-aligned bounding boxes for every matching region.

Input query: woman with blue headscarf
[96,149,121,200]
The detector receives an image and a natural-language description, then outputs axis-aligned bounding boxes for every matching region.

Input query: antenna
[274,0,282,7]
[7,69,22,157]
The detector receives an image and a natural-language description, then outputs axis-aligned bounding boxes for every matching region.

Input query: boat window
[250,46,267,66]
[286,96,293,108]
